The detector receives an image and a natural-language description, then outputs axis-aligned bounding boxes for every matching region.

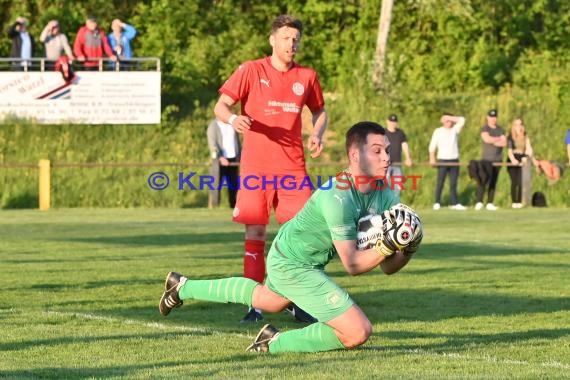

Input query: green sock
[268,322,345,353]
[178,277,258,306]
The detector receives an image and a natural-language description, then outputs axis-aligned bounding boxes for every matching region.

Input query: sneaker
[475,202,483,211]
[512,203,522,209]
[449,204,467,210]
[240,308,263,323]
[159,271,186,317]
[486,203,498,211]
[285,304,317,324]
[433,203,441,210]
[245,324,280,352]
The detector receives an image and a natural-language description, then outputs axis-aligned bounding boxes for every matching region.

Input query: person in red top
[214,14,328,323]
[73,15,116,71]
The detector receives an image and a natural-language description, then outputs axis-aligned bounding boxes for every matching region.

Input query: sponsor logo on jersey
[267,100,301,113]
[292,82,304,96]
[327,291,342,307]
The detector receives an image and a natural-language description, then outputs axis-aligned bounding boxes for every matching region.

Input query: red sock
[244,239,265,283]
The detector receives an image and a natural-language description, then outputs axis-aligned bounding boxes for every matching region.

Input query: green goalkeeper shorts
[265,244,354,322]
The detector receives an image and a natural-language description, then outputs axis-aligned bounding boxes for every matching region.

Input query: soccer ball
[356,214,384,250]
[387,203,423,254]
[357,204,423,255]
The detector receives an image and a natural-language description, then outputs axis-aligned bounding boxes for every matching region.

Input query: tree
[373,0,393,88]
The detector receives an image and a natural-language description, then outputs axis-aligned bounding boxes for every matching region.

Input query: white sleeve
[428,129,438,153]
[453,117,465,134]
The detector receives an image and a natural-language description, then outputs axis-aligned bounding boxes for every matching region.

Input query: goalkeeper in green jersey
[159,121,420,353]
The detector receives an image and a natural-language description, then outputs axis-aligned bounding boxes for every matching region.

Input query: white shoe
[433,203,441,210]
[512,203,523,209]
[475,202,483,210]
[486,203,498,211]
[450,204,467,210]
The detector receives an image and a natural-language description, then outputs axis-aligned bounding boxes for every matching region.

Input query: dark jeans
[507,166,522,203]
[476,160,501,203]
[435,159,459,204]
[210,158,238,208]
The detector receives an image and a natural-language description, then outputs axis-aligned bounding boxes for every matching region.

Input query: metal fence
[0,57,160,72]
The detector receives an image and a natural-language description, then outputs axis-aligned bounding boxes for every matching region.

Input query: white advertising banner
[0,71,161,124]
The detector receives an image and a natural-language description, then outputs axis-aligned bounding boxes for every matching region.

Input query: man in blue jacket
[107,19,136,70]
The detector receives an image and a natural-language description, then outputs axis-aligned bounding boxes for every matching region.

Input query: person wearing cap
[73,15,116,70]
[385,114,413,197]
[39,20,74,70]
[475,109,506,211]
[7,16,35,70]
[428,114,467,210]
[107,19,136,70]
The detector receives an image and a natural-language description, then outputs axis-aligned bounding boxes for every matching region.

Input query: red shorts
[232,170,312,225]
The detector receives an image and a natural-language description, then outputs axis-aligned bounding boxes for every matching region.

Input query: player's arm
[307,108,328,158]
[481,130,506,147]
[214,93,251,133]
[379,250,412,275]
[334,239,411,276]
[402,141,412,166]
[334,240,384,276]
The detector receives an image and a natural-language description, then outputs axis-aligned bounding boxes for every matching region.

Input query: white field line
[43,310,250,338]
[404,348,570,370]
[41,311,569,370]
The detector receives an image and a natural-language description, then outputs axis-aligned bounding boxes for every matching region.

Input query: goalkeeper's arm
[334,239,390,276]
[379,250,412,275]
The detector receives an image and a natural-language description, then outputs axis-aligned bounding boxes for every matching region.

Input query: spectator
[107,19,136,70]
[506,118,533,209]
[213,14,328,323]
[39,20,74,70]
[428,114,467,210]
[475,109,506,211]
[207,119,241,209]
[7,17,35,71]
[158,121,422,354]
[385,114,412,197]
[73,15,116,71]
[565,129,570,166]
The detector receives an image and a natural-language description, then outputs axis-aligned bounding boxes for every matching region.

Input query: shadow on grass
[2,192,38,209]
[416,242,565,259]
[40,283,569,334]
[64,232,245,246]
[367,327,570,352]
[0,331,207,352]
[61,231,278,247]
[352,287,570,322]
[0,358,256,379]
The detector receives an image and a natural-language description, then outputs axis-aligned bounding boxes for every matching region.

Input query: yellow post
[38,159,51,211]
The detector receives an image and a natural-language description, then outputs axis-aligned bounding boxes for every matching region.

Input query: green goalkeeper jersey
[274,170,399,267]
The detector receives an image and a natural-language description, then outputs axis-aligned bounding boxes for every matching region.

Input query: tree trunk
[373,0,394,88]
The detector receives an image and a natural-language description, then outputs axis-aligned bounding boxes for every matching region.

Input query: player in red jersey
[214,14,328,323]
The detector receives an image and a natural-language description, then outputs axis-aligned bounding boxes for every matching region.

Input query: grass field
[1,208,569,379]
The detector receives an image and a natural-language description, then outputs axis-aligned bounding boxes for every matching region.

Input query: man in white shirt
[207,119,241,208]
[428,114,466,210]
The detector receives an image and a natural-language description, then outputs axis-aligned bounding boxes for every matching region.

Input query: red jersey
[219,57,325,173]
[73,27,114,67]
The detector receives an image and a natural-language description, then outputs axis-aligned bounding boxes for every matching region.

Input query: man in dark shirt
[385,114,412,197]
[475,109,506,210]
